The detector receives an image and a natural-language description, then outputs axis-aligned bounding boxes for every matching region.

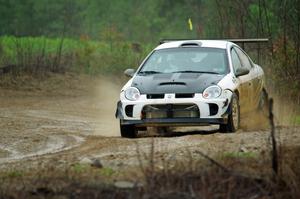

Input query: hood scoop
[180,41,202,47]
[159,82,186,86]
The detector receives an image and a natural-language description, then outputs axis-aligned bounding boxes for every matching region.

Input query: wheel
[120,120,138,138]
[219,93,240,133]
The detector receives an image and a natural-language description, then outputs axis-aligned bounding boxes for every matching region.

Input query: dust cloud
[91,76,123,137]
[240,91,299,131]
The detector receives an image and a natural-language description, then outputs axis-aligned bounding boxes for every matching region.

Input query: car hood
[131,73,225,94]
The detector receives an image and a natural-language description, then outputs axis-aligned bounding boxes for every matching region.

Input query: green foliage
[0,0,201,41]
[0,0,298,44]
[0,36,79,74]
[0,36,152,75]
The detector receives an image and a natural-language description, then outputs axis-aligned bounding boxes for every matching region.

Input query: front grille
[142,104,199,119]
[175,93,195,98]
[146,94,165,99]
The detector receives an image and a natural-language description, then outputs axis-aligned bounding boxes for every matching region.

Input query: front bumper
[120,117,227,127]
[116,91,233,126]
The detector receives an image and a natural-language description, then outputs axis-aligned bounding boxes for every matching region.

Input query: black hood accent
[131,73,225,94]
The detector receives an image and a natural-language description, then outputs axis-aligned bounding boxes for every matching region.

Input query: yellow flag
[188,18,193,31]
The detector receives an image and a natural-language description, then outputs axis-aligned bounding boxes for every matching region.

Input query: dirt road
[0,75,299,170]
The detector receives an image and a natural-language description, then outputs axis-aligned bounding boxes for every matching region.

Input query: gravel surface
[0,75,299,171]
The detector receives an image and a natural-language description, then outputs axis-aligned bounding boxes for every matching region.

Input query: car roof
[155,40,233,50]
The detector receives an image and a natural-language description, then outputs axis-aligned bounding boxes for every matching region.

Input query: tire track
[0,134,85,164]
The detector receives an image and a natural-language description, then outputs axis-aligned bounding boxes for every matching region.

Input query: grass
[71,163,115,177]
[72,163,89,173]
[99,167,115,177]
[6,170,23,178]
[0,36,153,76]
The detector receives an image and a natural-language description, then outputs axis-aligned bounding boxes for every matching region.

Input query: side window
[234,47,252,70]
[231,48,242,74]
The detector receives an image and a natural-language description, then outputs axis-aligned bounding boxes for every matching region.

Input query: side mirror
[124,68,135,77]
[235,68,249,77]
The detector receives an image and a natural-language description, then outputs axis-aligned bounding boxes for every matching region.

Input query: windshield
[139,47,228,74]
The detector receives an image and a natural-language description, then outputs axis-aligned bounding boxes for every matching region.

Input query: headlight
[203,85,222,99]
[125,87,140,101]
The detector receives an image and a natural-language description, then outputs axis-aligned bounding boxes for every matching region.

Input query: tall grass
[0,36,152,76]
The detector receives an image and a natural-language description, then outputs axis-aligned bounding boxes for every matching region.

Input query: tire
[219,93,240,133]
[120,121,138,138]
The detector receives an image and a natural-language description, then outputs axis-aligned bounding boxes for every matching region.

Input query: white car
[115,40,267,138]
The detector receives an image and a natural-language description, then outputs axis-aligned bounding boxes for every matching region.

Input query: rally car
[115,39,267,138]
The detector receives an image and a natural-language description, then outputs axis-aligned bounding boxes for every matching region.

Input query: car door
[234,47,259,110]
[250,65,264,108]
[235,49,264,109]
[230,47,253,113]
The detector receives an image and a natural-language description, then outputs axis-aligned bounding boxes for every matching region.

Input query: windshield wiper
[138,71,163,75]
[172,70,220,74]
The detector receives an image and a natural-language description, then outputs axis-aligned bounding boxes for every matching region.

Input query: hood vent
[159,82,186,86]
